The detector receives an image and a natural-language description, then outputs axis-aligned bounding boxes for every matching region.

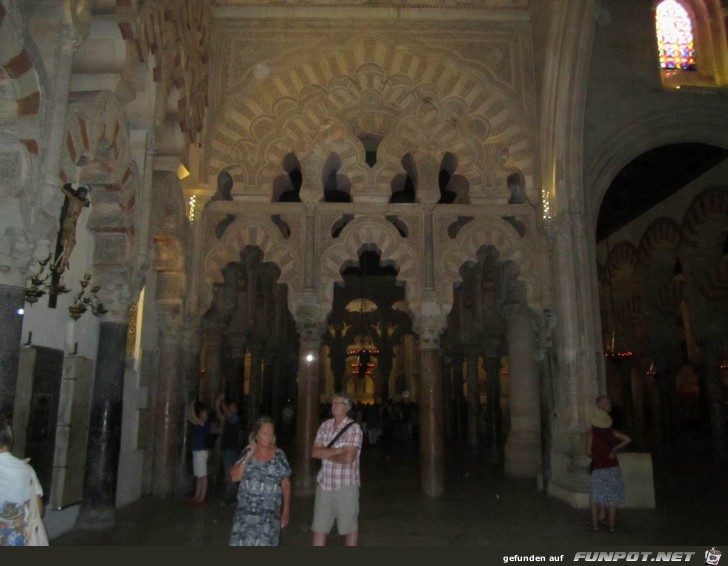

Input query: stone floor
[51,432,728,547]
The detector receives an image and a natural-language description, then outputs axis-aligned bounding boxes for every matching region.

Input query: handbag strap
[326,421,355,448]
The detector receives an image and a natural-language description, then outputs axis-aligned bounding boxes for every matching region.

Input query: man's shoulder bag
[327,421,355,448]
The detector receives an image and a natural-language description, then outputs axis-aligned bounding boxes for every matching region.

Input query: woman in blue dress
[229,416,291,546]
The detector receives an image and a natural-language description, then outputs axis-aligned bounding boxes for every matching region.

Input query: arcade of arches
[0,0,727,537]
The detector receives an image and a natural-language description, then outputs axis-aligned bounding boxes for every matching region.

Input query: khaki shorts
[192,450,208,478]
[311,485,359,535]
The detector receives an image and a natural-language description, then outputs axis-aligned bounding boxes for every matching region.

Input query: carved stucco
[435,208,540,309]
[202,212,302,315]
[317,214,422,321]
[205,29,537,205]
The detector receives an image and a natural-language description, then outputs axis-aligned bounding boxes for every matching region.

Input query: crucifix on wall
[49,183,90,307]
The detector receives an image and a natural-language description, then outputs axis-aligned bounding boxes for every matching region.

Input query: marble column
[202,324,224,405]
[414,311,447,496]
[76,319,128,529]
[503,305,541,478]
[293,327,322,495]
[0,284,25,420]
[150,308,183,498]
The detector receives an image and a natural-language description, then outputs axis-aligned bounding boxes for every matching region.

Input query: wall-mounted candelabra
[24,258,106,320]
[24,255,70,304]
[68,272,107,320]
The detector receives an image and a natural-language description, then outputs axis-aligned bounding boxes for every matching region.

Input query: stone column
[179,317,201,494]
[414,309,447,496]
[293,314,323,495]
[482,337,504,467]
[150,308,183,498]
[464,348,480,450]
[503,304,541,478]
[76,316,128,529]
[246,342,263,432]
[0,285,25,419]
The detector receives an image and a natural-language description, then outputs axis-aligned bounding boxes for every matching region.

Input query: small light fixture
[68,272,107,320]
[305,353,314,363]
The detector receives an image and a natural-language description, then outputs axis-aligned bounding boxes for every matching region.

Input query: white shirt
[0,451,44,505]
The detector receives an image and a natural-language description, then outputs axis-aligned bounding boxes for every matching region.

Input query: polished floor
[52,432,728,547]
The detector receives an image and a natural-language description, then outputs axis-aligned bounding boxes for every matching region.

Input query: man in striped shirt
[311,392,363,546]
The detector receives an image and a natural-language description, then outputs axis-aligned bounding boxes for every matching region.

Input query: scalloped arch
[201,217,301,315]
[436,218,539,307]
[317,216,421,321]
[208,35,534,201]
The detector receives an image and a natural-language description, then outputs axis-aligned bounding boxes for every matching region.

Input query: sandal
[586,524,599,532]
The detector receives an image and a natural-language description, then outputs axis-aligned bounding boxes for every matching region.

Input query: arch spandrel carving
[201,215,302,316]
[207,34,536,205]
[436,216,540,308]
[317,215,422,322]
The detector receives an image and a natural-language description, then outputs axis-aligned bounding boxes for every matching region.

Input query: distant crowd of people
[320,399,420,447]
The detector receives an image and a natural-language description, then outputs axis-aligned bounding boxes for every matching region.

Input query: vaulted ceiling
[596,143,728,241]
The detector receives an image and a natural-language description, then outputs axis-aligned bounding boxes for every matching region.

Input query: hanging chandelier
[350,259,379,378]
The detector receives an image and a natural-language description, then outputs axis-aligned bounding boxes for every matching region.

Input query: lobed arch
[206,35,535,203]
[587,105,728,227]
[201,216,301,316]
[317,216,421,324]
[436,217,540,309]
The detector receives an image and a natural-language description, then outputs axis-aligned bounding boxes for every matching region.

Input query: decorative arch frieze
[202,217,301,316]
[681,186,728,247]
[606,241,639,276]
[436,217,539,309]
[207,34,536,205]
[317,216,421,322]
[636,218,682,267]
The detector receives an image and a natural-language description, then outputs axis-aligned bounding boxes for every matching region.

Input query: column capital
[413,309,447,350]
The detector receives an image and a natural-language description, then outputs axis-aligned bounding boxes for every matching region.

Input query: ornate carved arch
[436,216,540,309]
[201,216,301,316]
[207,34,536,205]
[317,216,421,322]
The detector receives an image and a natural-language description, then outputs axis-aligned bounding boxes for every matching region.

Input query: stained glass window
[656,0,696,70]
